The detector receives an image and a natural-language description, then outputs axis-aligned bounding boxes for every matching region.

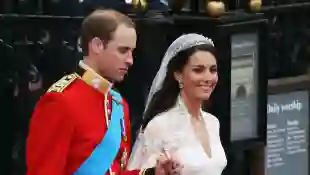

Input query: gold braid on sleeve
[139,169,146,175]
[139,168,155,175]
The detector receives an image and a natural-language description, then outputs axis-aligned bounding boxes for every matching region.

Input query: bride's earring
[178,81,184,89]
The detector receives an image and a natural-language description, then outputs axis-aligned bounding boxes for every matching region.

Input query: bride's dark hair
[141,44,216,130]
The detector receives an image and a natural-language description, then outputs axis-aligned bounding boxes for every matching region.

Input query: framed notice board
[211,17,269,148]
[266,75,310,175]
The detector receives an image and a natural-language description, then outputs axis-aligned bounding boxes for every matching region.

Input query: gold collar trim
[78,61,113,94]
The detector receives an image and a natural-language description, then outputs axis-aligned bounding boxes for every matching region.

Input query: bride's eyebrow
[190,64,216,68]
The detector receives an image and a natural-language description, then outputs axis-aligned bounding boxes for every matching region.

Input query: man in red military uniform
[26,9,181,175]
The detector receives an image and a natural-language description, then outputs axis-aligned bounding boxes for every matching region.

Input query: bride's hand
[155,151,183,175]
[165,151,183,175]
[155,154,167,175]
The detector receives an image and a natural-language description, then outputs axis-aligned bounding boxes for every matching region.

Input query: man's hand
[155,151,183,175]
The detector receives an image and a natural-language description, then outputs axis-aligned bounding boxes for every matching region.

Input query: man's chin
[114,76,125,83]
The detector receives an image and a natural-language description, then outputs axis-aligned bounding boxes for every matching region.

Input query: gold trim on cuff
[139,168,146,175]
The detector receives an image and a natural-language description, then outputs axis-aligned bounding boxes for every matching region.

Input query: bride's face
[177,50,218,101]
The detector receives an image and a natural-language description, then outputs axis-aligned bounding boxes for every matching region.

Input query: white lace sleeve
[127,109,187,171]
[127,124,164,170]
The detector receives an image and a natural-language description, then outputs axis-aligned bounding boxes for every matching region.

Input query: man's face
[97,24,137,82]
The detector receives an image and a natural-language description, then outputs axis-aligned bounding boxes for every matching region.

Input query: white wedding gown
[127,97,227,175]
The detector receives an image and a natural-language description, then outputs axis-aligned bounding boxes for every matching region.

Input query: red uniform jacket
[26,70,153,175]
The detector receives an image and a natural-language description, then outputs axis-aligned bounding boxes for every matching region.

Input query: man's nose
[125,52,134,66]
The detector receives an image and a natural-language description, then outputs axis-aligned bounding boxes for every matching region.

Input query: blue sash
[74,90,124,175]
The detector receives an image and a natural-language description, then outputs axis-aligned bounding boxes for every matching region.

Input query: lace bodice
[127,98,227,175]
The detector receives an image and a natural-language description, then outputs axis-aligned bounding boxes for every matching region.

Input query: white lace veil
[127,33,214,170]
[144,33,214,112]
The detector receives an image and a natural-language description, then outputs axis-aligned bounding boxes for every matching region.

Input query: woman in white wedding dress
[127,33,227,175]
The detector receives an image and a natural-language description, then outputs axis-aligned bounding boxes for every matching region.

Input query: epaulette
[47,73,79,93]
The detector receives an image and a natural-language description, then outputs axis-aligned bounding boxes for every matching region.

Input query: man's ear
[173,71,183,83]
[90,37,103,54]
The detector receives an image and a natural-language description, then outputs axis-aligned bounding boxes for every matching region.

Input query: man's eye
[118,47,129,54]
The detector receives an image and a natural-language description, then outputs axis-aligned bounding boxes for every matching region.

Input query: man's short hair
[80,9,135,54]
